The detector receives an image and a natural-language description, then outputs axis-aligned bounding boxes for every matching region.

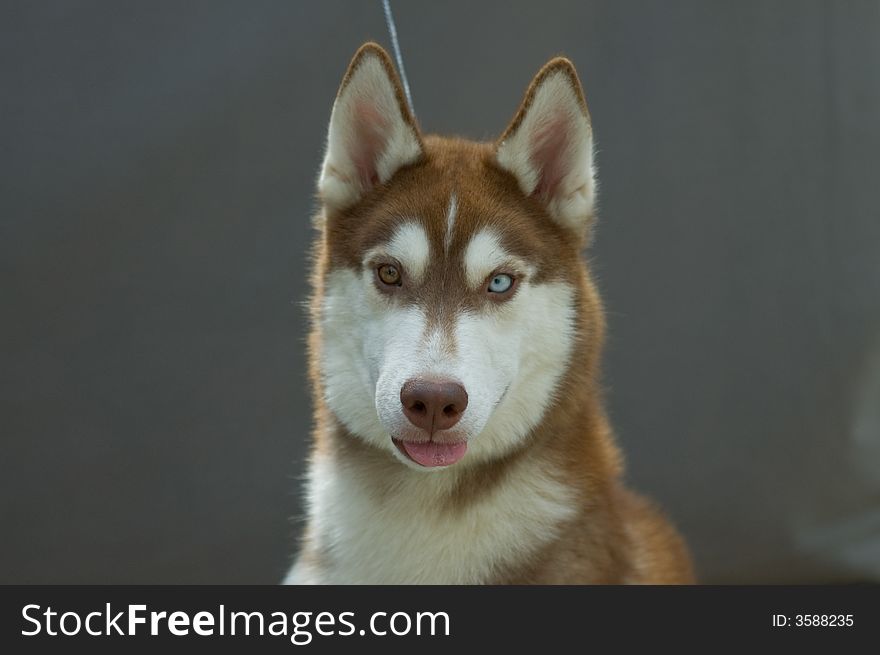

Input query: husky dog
[285,43,694,584]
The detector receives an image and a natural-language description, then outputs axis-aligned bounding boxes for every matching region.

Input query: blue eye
[488,274,513,294]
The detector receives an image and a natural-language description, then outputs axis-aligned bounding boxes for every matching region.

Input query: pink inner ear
[530,113,571,200]
[351,99,389,189]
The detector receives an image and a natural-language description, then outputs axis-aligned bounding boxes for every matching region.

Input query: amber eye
[377,264,402,286]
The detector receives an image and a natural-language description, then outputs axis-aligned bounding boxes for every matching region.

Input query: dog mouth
[392,438,468,468]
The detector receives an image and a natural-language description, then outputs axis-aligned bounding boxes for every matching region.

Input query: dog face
[313,44,597,470]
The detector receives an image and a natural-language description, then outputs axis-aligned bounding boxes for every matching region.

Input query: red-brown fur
[294,43,695,584]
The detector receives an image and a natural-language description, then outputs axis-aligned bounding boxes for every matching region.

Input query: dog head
[313,43,597,470]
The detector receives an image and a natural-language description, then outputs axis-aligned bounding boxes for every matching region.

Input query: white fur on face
[444,193,457,253]
[462,227,534,289]
[462,278,576,463]
[319,226,577,468]
[366,221,431,283]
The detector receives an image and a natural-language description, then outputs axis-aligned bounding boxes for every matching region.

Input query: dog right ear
[318,43,424,213]
[495,57,596,238]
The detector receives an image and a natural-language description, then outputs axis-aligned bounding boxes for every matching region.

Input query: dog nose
[400,378,469,433]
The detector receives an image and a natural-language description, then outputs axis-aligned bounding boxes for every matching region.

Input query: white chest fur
[286,452,577,584]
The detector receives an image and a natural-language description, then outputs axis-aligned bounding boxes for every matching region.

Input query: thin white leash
[381,0,416,118]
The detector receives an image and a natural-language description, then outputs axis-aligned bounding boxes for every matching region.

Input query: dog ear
[319,43,423,213]
[495,58,596,236]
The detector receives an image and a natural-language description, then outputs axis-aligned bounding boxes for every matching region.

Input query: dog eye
[377,264,402,286]
[487,273,513,294]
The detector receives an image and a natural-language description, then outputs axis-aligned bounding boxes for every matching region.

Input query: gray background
[2,1,878,583]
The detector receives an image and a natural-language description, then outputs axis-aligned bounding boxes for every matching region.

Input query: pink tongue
[402,441,468,467]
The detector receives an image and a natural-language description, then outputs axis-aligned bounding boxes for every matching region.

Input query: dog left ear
[495,58,596,236]
[319,43,424,214]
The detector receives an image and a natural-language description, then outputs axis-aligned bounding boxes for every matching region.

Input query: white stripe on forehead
[366,221,431,283]
[444,193,457,254]
[463,228,513,288]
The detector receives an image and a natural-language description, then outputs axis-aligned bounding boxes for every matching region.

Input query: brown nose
[400,378,469,434]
